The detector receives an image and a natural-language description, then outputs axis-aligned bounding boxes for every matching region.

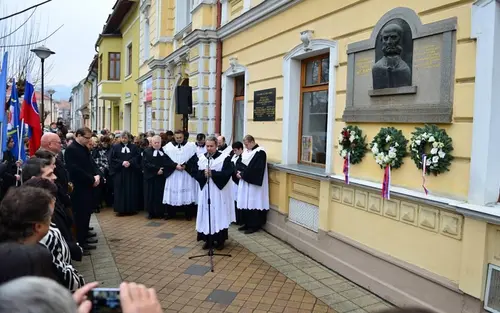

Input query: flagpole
[15,119,25,186]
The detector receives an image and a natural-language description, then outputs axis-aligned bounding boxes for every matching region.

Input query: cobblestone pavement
[75,209,394,313]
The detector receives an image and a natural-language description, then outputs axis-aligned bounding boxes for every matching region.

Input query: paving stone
[156,232,176,239]
[205,289,238,305]
[353,295,385,308]
[77,209,393,313]
[340,288,368,299]
[364,302,392,312]
[184,264,211,276]
[146,221,164,227]
[171,246,191,255]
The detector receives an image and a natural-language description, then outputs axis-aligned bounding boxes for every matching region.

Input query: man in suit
[64,127,101,253]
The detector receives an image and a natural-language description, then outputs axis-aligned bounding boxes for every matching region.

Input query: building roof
[94,0,135,48]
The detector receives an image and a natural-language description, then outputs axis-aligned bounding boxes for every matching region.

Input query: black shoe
[87,232,97,238]
[89,227,94,231]
[238,225,248,231]
[244,228,258,234]
[87,238,98,244]
[215,241,225,250]
[94,208,100,213]
[164,216,171,220]
[82,250,91,256]
[202,242,209,250]
[82,244,97,250]
[147,215,153,219]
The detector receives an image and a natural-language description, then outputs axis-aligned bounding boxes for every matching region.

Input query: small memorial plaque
[253,88,276,122]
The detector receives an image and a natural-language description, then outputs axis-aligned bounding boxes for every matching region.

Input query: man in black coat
[64,127,101,253]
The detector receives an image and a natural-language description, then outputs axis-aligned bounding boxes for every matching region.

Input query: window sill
[124,74,132,81]
[269,163,330,180]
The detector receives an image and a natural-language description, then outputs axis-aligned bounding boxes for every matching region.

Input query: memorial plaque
[343,7,457,123]
[253,88,276,122]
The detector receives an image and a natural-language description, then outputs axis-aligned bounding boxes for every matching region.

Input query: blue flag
[0,52,7,123]
[3,80,26,161]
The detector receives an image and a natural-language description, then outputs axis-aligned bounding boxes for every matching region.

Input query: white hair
[0,277,77,313]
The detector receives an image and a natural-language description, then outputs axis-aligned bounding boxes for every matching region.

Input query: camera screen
[88,288,121,313]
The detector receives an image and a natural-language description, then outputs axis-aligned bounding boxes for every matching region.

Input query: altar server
[231,141,244,225]
[196,133,207,156]
[217,135,232,156]
[109,131,142,216]
[194,136,235,250]
[163,130,198,220]
[143,135,173,219]
[236,135,270,234]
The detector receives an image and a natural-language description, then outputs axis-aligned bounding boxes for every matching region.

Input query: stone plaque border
[343,7,457,123]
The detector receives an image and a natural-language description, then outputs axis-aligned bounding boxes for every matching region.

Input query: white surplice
[231,154,239,201]
[196,145,207,157]
[162,142,199,206]
[196,154,235,235]
[219,145,232,157]
[237,146,270,210]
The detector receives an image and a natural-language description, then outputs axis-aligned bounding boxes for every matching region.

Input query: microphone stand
[189,154,231,272]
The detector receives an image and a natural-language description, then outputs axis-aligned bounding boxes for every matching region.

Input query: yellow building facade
[136,0,220,138]
[96,0,140,132]
[217,0,500,313]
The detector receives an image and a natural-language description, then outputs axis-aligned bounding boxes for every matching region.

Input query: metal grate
[485,264,500,313]
[288,198,319,232]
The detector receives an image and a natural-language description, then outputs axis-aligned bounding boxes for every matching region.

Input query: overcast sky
[1,0,116,88]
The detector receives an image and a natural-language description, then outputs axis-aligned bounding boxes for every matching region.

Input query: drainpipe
[214,0,223,135]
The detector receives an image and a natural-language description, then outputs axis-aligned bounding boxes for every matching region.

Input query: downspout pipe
[214,0,223,135]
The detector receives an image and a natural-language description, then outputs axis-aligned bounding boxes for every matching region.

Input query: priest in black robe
[109,131,141,216]
[230,141,244,225]
[194,136,235,250]
[236,135,270,234]
[143,135,174,219]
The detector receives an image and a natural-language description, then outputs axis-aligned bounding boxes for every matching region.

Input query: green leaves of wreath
[410,124,454,176]
[337,125,367,164]
[370,127,408,169]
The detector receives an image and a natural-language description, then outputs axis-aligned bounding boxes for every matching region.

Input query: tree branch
[0,24,63,48]
[0,7,37,40]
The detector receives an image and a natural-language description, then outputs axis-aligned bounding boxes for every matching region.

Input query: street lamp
[31,45,55,128]
[47,88,55,123]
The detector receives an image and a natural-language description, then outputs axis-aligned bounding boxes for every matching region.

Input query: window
[233,75,245,142]
[299,54,330,166]
[175,0,192,33]
[126,44,132,77]
[108,52,121,81]
[143,19,150,61]
[99,55,103,82]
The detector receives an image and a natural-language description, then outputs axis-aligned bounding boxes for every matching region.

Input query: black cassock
[194,151,234,248]
[109,143,141,215]
[231,153,244,225]
[237,145,268,231]
[142,147,175,218]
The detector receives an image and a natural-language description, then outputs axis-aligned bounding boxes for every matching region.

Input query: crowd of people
[0,121,271,312]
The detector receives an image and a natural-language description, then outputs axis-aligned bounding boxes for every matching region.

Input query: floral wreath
[370,127,408,169]
[410,124,453,176]
[337,125,367,164]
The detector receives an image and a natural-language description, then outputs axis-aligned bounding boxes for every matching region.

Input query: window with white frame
[143,18,150,61]
[282,40,337,172]
[175,0,192,34]
[126,43,133,77]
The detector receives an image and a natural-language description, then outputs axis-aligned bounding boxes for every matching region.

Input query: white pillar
[468,0,500,205]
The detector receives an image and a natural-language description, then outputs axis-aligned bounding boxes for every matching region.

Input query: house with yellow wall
[81,0,500,312]
[135,0,220,137]
[215,0,500,313]
[95,0,140,132]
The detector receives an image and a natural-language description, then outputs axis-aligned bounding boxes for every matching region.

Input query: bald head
[40,133,62,154]
[217,136,225,148]
[151,135,162,150]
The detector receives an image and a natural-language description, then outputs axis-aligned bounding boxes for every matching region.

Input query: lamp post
[47,88,55,123]
[31,46,55,129]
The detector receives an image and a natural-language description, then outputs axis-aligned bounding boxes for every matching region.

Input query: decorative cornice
[217,0,304,40]
[146,45,190,70]
[183,29,218,46]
